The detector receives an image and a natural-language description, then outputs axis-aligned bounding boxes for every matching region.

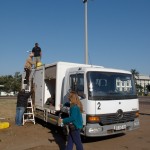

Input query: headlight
[89,127,102,133]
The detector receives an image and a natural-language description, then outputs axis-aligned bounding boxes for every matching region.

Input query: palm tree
[131,69,140,94]
[130,69,139,81]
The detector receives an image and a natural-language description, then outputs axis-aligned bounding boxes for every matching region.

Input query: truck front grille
[100,111,136,125]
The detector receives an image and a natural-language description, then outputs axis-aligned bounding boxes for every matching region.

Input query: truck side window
[69,74,76,91]
[69,74,84,98]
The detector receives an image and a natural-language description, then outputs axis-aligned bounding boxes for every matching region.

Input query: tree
[136,84,143,93]
[0,75,13,92]
[0,72,22,94]
[130,69,140,94]
[146,84,150,92]
[12,72,22,94]
[130,69,139,81]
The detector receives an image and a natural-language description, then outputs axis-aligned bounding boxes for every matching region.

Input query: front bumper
[82,118,140,137]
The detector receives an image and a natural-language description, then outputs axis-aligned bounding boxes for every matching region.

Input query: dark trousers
[65,129,83,150]
[24,68,30,84]
[15,107,25,126]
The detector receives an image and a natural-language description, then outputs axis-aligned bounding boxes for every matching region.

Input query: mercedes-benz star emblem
[116,109,124,119]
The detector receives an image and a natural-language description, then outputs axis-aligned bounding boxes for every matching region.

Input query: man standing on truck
[32,42,42,67]
[24,52,35,85]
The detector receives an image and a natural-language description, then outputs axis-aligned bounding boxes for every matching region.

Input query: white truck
[22,61,140,137]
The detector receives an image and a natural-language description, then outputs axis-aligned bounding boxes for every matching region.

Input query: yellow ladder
[23,97,35,125]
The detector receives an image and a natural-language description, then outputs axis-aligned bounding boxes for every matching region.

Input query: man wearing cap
[32,43,42,67]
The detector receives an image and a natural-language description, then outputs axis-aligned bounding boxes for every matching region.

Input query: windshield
[87,71,137,100]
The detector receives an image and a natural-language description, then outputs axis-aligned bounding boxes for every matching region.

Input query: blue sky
[0,0,150,76]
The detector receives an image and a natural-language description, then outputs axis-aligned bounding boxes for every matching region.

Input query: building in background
[136,75,150,87]
[135,75,150,94]
[0,85,14,96]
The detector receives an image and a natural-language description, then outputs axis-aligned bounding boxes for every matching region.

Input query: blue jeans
[65,129,83,150]
[15,107,25,126]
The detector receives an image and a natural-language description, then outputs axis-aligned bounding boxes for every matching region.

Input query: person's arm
[25,92,32,98]
[28,58,36,65]
[32,48,35,56]
[25,89,35,100]
[64,102,70,107]
[62,106,78,124]
[32,47,34,52]
[40,48,42,58]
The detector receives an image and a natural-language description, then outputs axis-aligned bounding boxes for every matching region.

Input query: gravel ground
[0,97,150,150]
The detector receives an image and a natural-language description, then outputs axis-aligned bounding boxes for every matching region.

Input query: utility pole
[83,0,88,64]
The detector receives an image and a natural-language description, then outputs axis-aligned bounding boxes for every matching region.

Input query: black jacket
[16,91,32,108]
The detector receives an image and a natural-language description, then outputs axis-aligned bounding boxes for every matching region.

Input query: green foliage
[130,69,141,95]
[130,69,139,84]
[0,72,22,93]
[136,84,143,93]
[146,84,150,91]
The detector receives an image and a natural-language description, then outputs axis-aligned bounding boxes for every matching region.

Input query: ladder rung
[24,117,34,120]
[24,120,35,124]
[24,113,34,115]
[24,119,35,121]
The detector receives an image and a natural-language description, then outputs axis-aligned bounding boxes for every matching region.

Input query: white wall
[0,91,14,96]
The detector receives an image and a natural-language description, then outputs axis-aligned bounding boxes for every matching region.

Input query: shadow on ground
[35,118,66,150]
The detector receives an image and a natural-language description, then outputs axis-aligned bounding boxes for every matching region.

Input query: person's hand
[58,118,63,126]
[31,87,35,93]
[59,104,63,108]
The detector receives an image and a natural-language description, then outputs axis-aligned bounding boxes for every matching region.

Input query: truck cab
[62,66,139,137]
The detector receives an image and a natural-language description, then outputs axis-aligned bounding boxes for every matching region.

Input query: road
[139,96,150,105]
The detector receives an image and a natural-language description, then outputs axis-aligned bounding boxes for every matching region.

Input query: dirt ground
[0,97,150,150]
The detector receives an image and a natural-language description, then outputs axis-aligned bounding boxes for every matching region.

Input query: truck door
[34,68,44,107]
[69,73,87,125]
